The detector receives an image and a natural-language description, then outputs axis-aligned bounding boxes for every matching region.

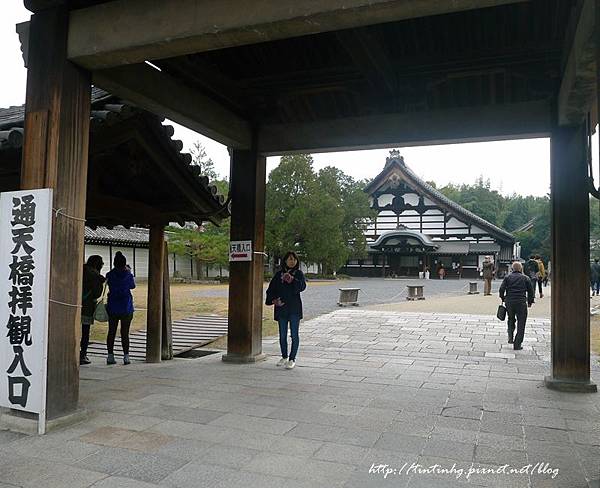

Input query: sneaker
[123,354,130,365]
[107,354,116,365]
[285,359,296,370]
[276,357,288,367]
[513,345,523,351]
[79,356,91,365]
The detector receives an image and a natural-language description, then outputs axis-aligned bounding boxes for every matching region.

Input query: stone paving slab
[1,310,600,488]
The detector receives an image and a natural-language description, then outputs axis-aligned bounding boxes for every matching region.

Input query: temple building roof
[365,150,514,243]
[0,88,228,228]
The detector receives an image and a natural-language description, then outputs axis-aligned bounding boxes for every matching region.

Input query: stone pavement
[1,310,599,488]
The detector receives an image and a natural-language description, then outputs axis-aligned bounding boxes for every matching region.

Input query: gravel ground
[194,277,512,320]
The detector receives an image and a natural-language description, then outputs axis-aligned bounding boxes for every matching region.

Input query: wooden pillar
[146,224,164,363]
[223,147,266,363]
[545,123,597,392]
[20,7,91,419]
[161,242,173,360]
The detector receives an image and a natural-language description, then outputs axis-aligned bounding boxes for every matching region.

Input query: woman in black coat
[80,255,105,364]
[266,251,307,369]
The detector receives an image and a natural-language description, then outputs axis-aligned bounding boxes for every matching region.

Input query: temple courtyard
[1,305,599,488]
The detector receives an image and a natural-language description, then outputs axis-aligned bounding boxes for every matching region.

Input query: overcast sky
[0,3,567,197]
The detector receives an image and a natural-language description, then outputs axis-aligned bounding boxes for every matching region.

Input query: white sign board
[229,240,252,262]
[0,189,52,423]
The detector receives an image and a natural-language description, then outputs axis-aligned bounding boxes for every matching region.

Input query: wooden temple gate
[11,0,599,422]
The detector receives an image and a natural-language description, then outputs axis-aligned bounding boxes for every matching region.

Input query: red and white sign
[229,240,252,262]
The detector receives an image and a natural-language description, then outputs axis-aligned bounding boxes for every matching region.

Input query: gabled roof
[365,151,514,243]
[512,218,536,233]
[370,228,437,250]
[0,88,228,228]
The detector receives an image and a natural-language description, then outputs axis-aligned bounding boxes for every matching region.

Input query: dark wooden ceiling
[151,0,574,125]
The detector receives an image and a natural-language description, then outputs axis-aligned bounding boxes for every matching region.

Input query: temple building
[342,151,517,278]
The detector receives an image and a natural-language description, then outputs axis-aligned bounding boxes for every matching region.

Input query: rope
[387,288,408,301]
[53,208,86,222]
[49,298,82,308]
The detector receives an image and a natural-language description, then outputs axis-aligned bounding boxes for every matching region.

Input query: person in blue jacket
[105,251,136,365]
[266,251,307,370]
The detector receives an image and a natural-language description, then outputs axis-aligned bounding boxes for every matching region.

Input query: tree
[265,155,375,274]
[265,154,316,262]
[190,140,219,181]
[514,203,550,259]
[167,218,230,279]
[438,176,504,226]
[316,167,376,261]
[168,141,230,277]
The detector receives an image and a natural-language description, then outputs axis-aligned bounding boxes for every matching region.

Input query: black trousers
[107,314,133,355]
[80,323,91,357]
[537,278,543,296]
[506,301,528,347]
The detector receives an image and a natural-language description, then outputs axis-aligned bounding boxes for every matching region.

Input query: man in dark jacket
[80,255,105,364]
[499,261,534,350]
[523,255,539,298]
[591,258,600,296]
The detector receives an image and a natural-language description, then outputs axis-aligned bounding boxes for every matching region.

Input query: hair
[529,255,535,260]
[113,251,127,269]
[282,251,300,271]
[512,261,523,273]
[595,258,599,263]
[86,255,104,271]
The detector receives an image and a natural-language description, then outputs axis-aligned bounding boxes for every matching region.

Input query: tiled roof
[84,226,149,246]
[432,241,470,254]
[468,242,501,253]
[512,218,536,233]
[0,87,226,209]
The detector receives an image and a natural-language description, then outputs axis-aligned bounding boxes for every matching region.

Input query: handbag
[93,284,109,323]
[496,303,507,321]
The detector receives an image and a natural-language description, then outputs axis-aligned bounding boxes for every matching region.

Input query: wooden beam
[86,195,169,225]
[93,63,252,149]
[223,147,266,363]
[335,28,396,98]
[558,0,596,125]
[258,100,551,155]
[20,6,91,419]
[146,224,164,363]
[545,123,597,392]
[68,0,529,70]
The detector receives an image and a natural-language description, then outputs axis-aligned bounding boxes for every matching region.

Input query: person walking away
[106,251,136,365]
[534,255,545,298]
[523,255,539,298]
[80,255,105,365]
[591,258,600,296]
[499,261,534,350]
[438,264,446,280]
[482,256,495,296]
[266,251,307,370]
